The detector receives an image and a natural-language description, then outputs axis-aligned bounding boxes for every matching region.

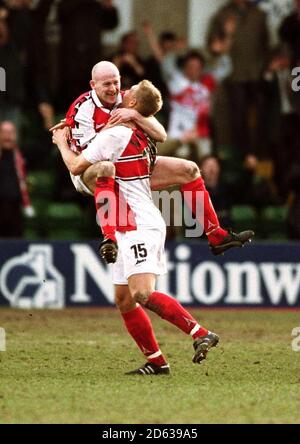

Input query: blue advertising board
[0,240,299,308]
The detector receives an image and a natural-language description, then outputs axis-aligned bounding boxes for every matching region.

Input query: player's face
[121,85,138,108]
[91,73,121,107]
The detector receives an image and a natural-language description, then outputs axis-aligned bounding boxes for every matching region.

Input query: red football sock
[146,291,208,340]
[94,177,117,242]
[121,305,167,366]
[181,176,228,245]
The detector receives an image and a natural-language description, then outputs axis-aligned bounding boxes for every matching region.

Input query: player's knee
[131,289,152,306]
[184,161,200,180]
[115,291,134,312]
[115,291,125,308]
[95,161,115,178]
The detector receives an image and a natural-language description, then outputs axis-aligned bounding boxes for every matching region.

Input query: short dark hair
[178,50,206,69]
[159,31,177,44]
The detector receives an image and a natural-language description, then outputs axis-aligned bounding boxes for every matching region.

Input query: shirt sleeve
[81,126,133,164]
[71,100,98,148]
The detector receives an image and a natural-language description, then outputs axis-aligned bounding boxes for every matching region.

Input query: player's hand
[107,108,138,127]
[49,119,68,133]
[52,127,70,147]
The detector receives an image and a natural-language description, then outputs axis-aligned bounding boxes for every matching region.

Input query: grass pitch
[0,307,299,424]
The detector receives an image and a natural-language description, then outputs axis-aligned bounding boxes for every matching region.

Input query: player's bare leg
[115,283,170,375]
[150,156,199,190]
[150,156,254,254]
[128,273,219,364]
[82,161,118,263]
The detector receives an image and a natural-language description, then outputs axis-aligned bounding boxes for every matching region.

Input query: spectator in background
[142,25,179,127]
[162,50,214,162]
[263,46,298,200]
[209,0,269,160]
[57,0,118,110]
[143,23,214,162]
[0,0,55,126]
[112,31,145,90]
[205,29,233,152]
[0,0,55,162]
[1,0,32,64]
[26,0,55,131]
[279,0,300,166]
[199,155,232,228]
[287,165,300,239]
[238,154,276,210]
[1,0,56,168]
[206,29,232,84]
[0,121,33,238]
[0,15,24,130]
[279,0,300,66]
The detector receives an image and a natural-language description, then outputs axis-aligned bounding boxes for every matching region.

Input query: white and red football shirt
[82,125,165,232]
[65,89,124,152]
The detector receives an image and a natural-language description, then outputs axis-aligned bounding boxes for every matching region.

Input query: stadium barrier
[0,240,299,308]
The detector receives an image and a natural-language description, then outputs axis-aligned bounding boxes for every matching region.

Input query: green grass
[0,308,299,424]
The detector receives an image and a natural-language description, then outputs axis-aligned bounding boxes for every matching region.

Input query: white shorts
[112,227,167,285]
[70,173,93,196]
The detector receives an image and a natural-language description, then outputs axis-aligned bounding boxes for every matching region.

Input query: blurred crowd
[0,0,300,240]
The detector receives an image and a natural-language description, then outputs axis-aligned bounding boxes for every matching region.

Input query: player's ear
[90,79,95,89]
[130,97,137,108]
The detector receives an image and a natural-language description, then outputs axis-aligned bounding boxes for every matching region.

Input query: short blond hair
[135,80,163,117]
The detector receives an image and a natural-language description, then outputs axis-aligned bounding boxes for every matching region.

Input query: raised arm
[142,21,164,63]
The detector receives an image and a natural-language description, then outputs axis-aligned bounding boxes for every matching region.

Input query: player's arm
[71,101,98,148]
[52,128,92,176]
[133,113,167,142]
[107,109,167,142]
[50,97,97,148]
[82,126,133,164]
